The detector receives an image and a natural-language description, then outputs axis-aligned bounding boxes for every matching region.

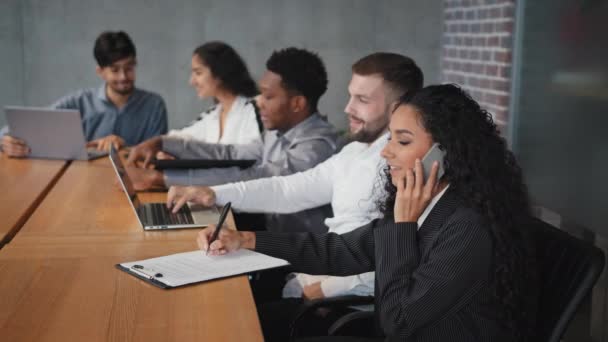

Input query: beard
[349,128,384,143]
[348,117,388,143]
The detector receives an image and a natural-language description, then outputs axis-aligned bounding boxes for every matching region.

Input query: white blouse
[168,95,262,145]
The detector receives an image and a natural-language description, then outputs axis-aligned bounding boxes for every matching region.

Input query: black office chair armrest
[328,310,376,336]
[288,295,374,340]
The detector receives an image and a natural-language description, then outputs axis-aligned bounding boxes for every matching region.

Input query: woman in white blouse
[166,41,262,146]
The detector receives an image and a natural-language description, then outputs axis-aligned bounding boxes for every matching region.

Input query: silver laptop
[108,146,220,230]
[4,106,107,160]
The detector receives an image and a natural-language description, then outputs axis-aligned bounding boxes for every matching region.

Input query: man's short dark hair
[93,31,137,67]
[352,52,424,101]
[266,47,328,113]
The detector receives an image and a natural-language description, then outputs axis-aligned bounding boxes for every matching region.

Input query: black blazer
[256,189,513,342]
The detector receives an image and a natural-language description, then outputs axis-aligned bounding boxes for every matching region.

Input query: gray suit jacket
[160,113,337,186]
[161,113,337,233]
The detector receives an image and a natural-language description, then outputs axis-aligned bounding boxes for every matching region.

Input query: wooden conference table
[0,156,264,341]
[0,154,67,247]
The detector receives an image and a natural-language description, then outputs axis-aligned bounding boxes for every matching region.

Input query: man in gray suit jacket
[125,47,337,189]
[125,47,338,232]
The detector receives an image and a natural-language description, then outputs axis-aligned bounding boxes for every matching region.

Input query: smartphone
[421,143,446,182]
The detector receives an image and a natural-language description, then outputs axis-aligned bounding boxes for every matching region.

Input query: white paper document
[118,249,289,288]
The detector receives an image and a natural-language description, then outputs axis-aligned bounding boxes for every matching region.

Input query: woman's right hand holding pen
[196,225,256,256]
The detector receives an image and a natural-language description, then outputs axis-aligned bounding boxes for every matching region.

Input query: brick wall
[441,0,515,133]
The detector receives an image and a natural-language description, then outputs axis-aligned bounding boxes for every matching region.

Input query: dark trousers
[250,269,357,341]
[297,337,383,342]
[258,298,359,342]
[250,267,290,304]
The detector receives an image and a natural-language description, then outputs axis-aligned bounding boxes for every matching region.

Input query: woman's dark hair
[93,31,136,67]
[380,84,536,342]
[266,47,328,113]
[193,41,258,98]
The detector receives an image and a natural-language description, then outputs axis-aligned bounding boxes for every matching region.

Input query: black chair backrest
[533,217,605,342]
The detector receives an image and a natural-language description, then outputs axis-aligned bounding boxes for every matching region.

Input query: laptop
[152,158,256,170]
[108,146,221,230]
[4,106,107,160]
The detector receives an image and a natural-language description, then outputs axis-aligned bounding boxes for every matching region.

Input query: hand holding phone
[393,143,446,223]
[421,143,446,182]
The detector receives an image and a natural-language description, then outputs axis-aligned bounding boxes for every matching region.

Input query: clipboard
[116,249,289,289]
[116,264,172,289]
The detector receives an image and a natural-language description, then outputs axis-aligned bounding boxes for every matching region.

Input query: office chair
[532,217,605,342]
[288,295,375,340]
[290,217,606,341]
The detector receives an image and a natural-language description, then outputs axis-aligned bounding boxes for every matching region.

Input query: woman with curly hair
[193,84,538,342]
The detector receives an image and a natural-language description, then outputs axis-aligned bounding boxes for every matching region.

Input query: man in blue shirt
[1,31,168,157]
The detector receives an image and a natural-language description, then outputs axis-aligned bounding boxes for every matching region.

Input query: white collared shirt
[213,132,388,233]
[212,133,389,298]
[212,133,451,298]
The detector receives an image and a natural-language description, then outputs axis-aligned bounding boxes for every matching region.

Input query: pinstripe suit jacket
[256,189,514,342]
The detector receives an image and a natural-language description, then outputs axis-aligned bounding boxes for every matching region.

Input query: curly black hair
[379,84,537,342]
[194,41,258,98]
[266,47,328,113]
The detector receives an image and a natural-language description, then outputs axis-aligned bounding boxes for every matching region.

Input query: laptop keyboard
[140,203,195,226]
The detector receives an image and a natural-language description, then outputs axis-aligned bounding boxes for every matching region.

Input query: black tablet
[152,159,256,170]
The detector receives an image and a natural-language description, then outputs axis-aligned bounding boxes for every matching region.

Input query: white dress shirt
[167,95,261,145]
[212,133,389,298]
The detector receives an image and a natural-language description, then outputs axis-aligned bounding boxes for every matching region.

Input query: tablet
[152,159,256,170]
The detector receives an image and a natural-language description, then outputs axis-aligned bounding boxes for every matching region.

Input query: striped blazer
[256,189,516,342]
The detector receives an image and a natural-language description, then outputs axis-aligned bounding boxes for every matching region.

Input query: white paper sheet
[120,249,289,287]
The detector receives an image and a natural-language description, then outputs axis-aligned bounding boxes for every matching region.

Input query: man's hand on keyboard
[167,186,217,213]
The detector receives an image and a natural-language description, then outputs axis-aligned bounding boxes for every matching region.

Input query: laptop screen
[108,146,142,210]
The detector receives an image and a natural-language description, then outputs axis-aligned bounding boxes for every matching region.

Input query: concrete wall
[1,0,443,130]
[0,0,24,128]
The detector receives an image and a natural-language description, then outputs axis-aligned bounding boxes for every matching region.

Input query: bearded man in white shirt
[166,52,424,333]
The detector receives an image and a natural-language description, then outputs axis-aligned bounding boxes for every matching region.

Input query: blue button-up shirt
[50,84,168,146]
